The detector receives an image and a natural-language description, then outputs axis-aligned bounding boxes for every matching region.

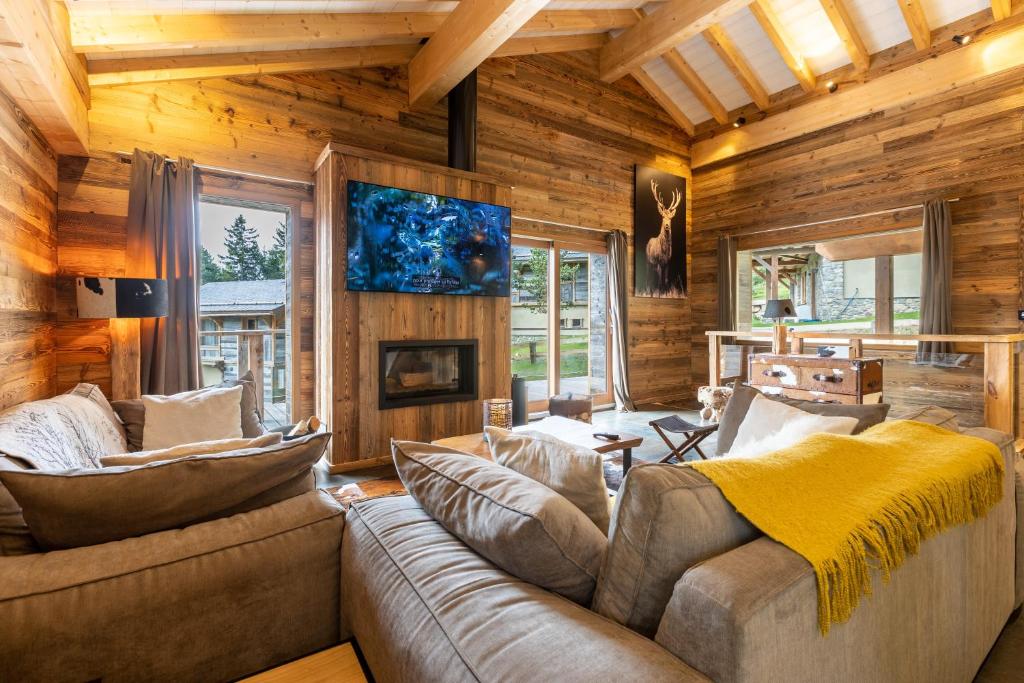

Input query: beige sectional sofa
[342,426,1024,683]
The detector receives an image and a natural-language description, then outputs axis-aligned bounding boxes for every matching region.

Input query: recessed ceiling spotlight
[952,34,971,46]
[826,80,839,93]
[733,116,747,128]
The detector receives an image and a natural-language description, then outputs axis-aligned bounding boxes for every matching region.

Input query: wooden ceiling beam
[662,50,730,125]
[69,10,636,56]
[702,24,770,110]
[86,33,608,87]
[0,0,89,154]
[631,68,695,136]
[991,0,1012,21]
[818,0,871,71]
[408,0,548,108]
[897,0,932,51]
[749,0,815,92]
[692,19,1024,167]
[599,0,753,82]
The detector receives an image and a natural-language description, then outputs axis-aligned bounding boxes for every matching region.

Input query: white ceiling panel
[641,57,713,125]
[719,6,799,95]
[769,0,849,73]
[920,0,990,27]
[845,0,911,53]
[676,37,750,111]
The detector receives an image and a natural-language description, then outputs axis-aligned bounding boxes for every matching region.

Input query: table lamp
[75,277,168,400]
[763,298,795,354]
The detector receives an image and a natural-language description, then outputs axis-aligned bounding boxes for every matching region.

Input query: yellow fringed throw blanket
[690,420,1004,634]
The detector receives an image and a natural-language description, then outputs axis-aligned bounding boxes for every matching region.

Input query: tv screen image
[345,180,512,297]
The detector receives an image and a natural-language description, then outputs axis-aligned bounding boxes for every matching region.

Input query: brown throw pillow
[391,440,607,606]
[0,432,329,550]
[716,381,890,455]
[112,371,265,451]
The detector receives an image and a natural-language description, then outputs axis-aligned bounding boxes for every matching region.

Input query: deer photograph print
[634,165,686,298]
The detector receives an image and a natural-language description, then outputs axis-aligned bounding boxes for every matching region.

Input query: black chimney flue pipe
[447,70,477,172]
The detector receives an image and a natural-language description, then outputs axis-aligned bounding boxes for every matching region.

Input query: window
[737,231,921,334]
[198,197,291,428]
[510,238,611,412]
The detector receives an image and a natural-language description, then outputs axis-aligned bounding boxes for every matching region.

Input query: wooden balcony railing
[199,329,285,418]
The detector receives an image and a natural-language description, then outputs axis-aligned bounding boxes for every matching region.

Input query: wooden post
[110,318,141,400]
[984,341,1015,437]
[849,338,864,358]
[772,324,787,355]
[790,334,804,354]
[875,255,893,333]
[246,334,266,418]
[709,334,723,386]
[769,255,779,299]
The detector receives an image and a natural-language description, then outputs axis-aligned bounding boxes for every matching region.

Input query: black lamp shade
[75,277,169,319]
[763,298,796,320]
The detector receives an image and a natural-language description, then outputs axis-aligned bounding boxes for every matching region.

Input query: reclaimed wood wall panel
[65,50,693,417]
[0,87,57,410]
[315,146,514,469]
[690,68,1024,387]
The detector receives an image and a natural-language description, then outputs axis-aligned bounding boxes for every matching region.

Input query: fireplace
[379,339,478,409]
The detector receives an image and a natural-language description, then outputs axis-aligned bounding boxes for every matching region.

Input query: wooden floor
[241,643,367,683]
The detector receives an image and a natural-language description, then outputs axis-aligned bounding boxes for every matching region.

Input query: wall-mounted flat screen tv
[345,180,511,297]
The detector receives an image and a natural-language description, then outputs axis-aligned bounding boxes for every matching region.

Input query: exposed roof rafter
[631,67,695,136]
[819,0,871,71]
[702,23,770,110]
[749,0,816,93]
[897,0,932,51]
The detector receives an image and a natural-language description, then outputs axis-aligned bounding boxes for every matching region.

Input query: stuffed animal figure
[697,385,733,423]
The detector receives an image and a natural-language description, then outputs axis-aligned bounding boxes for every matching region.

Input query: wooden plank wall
[0,88,58,410]
[68,50,693,407]
[691,68,1024,388]
[316,147,513,468]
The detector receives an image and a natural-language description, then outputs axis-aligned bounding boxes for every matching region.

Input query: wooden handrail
[200,329,285,337]
[706,330,1024,343]
[199,329,276,417]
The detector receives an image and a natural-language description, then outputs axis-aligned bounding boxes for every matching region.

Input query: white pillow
[728,394,859,459]
[141,385,244,450]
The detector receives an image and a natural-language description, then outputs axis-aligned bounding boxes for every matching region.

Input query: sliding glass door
[511,237,611,413]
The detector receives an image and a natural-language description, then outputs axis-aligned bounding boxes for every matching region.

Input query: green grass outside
[511,339,588,380]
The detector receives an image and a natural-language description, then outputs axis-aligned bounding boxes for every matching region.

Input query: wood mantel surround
[314,143,513,473]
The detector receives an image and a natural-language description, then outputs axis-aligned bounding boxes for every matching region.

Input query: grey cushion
[485,426,611,534]
[890,404,959,431]
[112,372,266,451]
[342,494,709,683]
[0,432,329,550]
[392,439,607,605]
[592,463,761,638]
[0,456,36,556]
[716,382,890,455]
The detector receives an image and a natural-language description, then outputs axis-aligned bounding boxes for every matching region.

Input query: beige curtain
[607,230,636,411]
[126,149,200,394]
[916,199,953,363]
[717,236,737,335]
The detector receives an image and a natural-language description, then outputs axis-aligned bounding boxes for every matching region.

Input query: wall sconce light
[732,116,747,128]
[826,80,839,93]
[952,34,971,46]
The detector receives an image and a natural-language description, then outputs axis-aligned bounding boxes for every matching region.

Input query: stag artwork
[633,165,687,298]
[645,179,682,292]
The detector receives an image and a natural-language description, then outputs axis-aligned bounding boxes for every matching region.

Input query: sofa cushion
[141,385,244,450]
[891,404,959,432]
[728,394,859,458]
[392,440,607,605]
[591,463,761,638]
[100,432,283,467]
[112,372,266,451]
[0,432,329,550]
[485,426,611,534]
[342,494,709,683]
[717,382,889,455]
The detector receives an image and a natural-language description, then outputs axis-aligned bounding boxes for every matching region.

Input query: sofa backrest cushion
[0,432,329,550]
[99,432,283,467]
[0,456,37,555]
[592,463,762,638]
[716,382,890,455]
[112,371,266,452]
[392,440,607,606]
[484,426,611,534]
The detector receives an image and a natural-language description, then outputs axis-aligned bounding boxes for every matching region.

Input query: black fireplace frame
[378,339,479,410]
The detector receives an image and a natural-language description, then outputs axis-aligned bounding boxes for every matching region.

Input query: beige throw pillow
[100,432,283,467]
[0,432,330,550]
[485,426,611,534]
[141,385,244,450]
[392,440,607,606]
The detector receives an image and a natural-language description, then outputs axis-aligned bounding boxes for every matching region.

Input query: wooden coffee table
[434,416,644,474]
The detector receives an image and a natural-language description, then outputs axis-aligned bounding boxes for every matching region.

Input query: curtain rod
[114,151,314,187]
[728,198,960,238]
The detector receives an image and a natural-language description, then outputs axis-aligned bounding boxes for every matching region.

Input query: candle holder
[482,398,513,431]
